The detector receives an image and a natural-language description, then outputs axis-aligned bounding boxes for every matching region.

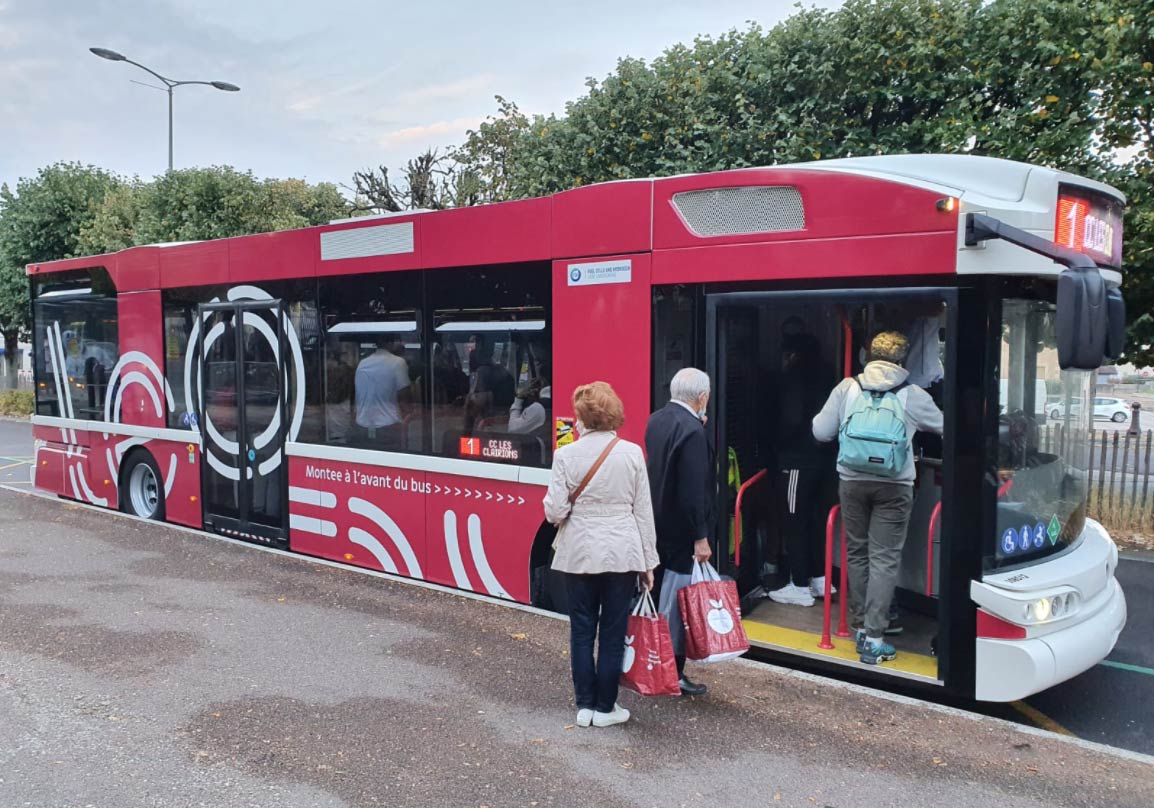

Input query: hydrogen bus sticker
[1048,514,1062,545]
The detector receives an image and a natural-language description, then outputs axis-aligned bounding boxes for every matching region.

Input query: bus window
[991,298,1092,569]
[32,268,118,421]
[319,270,424,453]
[427,264,551,468]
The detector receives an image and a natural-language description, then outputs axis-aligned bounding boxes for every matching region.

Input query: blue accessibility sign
[1001,528,1017,555]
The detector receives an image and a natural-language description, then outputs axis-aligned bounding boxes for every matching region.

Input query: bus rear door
[196,300,289,547]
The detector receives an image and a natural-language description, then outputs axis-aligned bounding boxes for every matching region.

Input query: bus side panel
[286,456,542,602]
[422,474,542,603]
[32,442,67,497]
[286,456,429,581]
[551,254,652,446]
[115,291,167,429]
[651,233,956,286]
[64,432,202,524]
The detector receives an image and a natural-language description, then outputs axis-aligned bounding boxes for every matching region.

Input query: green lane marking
[1100,660,1154,676]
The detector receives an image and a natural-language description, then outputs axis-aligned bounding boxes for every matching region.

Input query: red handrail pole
[733,469,768,567]
[836,517,850,637]
[819,504,839,649]
[926,501,942,596]
[997,478,1014,498]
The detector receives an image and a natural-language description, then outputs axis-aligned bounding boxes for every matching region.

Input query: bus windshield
[992,298,1093,569]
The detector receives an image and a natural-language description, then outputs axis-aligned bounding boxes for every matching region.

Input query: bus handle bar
[733,468,769,567]
[925,501,941,596]
[818,504,850,650]
[925,480,1012,598]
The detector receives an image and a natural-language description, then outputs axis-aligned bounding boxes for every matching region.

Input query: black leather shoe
[679,677,708,696]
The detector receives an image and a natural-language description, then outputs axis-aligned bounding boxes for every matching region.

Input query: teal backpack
[837,377,909,478]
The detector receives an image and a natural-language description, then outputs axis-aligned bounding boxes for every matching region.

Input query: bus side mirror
[1056,268,1108,370]
[1105,286,1126,361]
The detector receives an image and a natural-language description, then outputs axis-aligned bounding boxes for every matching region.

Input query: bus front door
[197,301,289,547]
[707,290,949,688]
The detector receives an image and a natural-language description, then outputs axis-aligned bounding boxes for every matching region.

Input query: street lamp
[89,47,240,172]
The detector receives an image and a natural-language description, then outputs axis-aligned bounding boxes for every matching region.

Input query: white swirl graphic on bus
[183,286,305,482]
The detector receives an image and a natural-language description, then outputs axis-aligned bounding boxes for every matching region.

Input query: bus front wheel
[119,451,166,521]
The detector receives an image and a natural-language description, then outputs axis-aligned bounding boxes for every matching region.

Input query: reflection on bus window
[992,299,1091,569]
[318,270,424,452]
[431,319,551,467]
[32,270,119,421]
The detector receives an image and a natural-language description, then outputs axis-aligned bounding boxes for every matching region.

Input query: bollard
[1129,402,1141,436]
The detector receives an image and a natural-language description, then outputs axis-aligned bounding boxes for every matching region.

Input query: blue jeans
[565,572,636,713]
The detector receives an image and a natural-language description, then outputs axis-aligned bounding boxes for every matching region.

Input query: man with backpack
[812,332,943,665]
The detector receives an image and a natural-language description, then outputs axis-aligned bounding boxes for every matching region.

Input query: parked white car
[1049,396,1131,423]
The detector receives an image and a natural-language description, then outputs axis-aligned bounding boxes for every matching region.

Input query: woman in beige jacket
[543,381,659,729]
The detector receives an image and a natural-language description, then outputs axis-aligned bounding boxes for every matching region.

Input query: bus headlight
[1027,597,1052,622]
[1021,592,1079,624]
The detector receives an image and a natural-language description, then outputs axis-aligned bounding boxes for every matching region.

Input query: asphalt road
[1,488,1152,808]
[0,418,33,486]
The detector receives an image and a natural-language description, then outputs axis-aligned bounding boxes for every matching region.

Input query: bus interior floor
[742,593,940,680]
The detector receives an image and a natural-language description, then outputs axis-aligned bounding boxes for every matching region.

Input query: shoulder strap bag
[552,437,621,551]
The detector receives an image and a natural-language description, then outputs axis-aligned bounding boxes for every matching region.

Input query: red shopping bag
[619,590,680,696]
[678,561,750,663]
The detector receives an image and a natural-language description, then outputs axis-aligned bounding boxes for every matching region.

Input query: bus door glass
[197,301,288,545]
[704,290,952,685]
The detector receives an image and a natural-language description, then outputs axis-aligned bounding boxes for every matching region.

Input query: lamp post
[89,47,240,172]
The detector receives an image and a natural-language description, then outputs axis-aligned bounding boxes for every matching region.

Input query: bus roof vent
[672,186,805,236]
[320,221,415,260]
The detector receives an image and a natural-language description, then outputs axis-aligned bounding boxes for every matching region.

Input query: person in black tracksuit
[766,332,836,607]
[645,367,715,696]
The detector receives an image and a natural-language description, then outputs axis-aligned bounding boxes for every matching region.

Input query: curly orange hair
[572,381,625,432]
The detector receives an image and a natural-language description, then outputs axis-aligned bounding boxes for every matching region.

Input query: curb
[3,482,1153,769]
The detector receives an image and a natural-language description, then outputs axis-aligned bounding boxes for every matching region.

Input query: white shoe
[592,703,631,727]
[576,708,593,727]
[768,583,815,607]
[810,577,837,598]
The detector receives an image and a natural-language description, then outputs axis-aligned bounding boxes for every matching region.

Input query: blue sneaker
[860,640,897,665]
[854,629,867,654]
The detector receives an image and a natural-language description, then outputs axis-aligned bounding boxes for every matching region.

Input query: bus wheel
[529,564,569,615]
[120,451,166,521]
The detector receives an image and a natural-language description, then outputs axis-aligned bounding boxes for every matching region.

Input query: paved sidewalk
[0,490,1150,808]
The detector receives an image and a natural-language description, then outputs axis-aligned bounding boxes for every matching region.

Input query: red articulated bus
[28,154,1128,702]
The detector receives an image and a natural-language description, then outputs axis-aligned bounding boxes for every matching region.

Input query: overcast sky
[0,0,843,192]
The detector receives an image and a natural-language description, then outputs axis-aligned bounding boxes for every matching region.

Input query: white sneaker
[810,577,837,598]
[768,583,815,607]
[592,703,631,727]
[576,708,593,727]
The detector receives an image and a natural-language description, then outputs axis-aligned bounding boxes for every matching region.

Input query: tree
[1095,0,1154,365]
[351,148,480,213]
[0,163,121,384]
[454,97,531,204]
[79,167,350,254]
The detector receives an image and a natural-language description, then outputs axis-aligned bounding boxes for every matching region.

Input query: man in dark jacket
[645,367,714,696]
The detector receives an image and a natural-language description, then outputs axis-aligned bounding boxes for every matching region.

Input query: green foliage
[454,97,531,204]
[494,0,1120,193]
[0,389,33,416]
[0,163,121,337]
[79,167,349,254]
